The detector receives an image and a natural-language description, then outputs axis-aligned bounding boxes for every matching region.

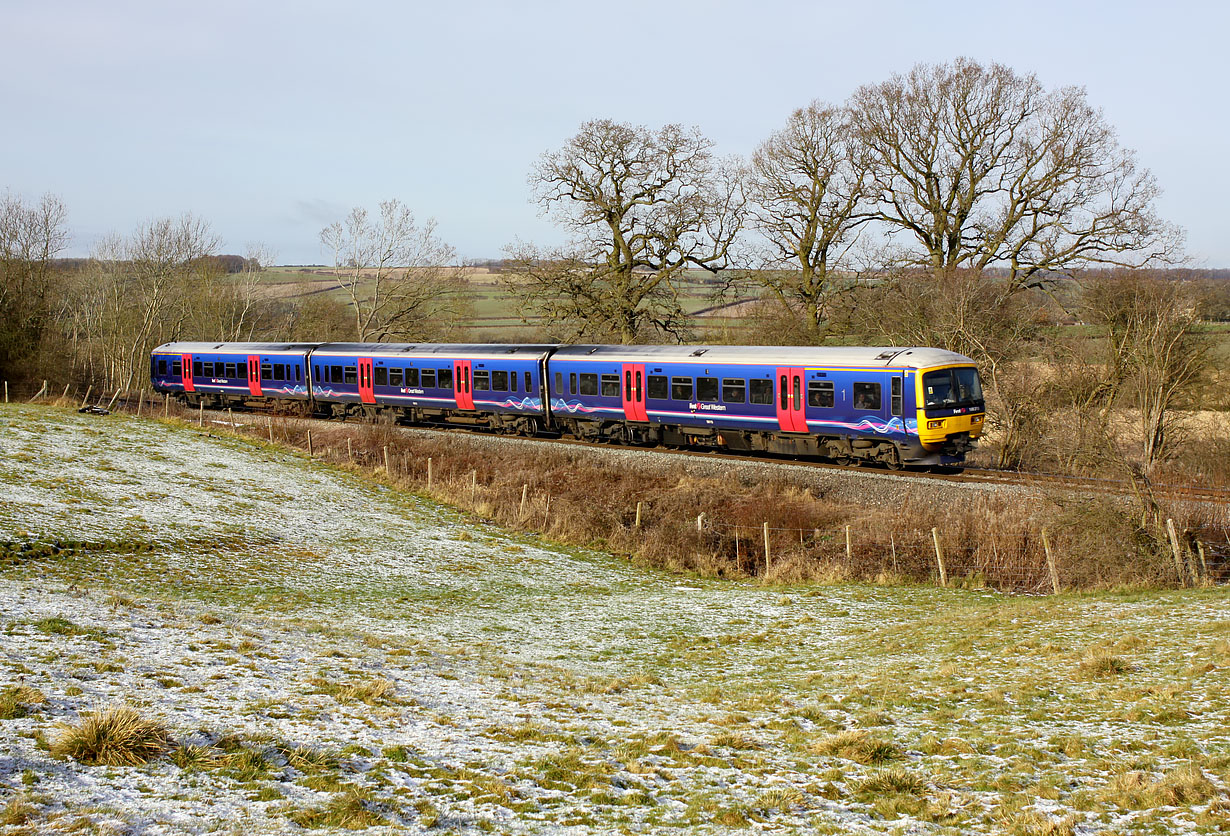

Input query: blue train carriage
[150,342,315,407]
[546,345,985,467]
[307,343,555,431]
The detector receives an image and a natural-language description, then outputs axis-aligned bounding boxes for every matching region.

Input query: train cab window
[524,371,532,392]
[647,375,668,399]
[853,382,881,410]
[473,370,491,391]
[172,360,181,376]
[891,377,903,416]
[808,380,835,408]
[569,373,577,395]
[193,361,203,377]
[273,363,286,380]
[578,373,598,395]
[202,362,214,377]
[555,372,564,395]
[374,367,388,386]
[671,377,693,401]
[492,370,509,391]
[601,373,619,397]
[749,378,773,405]
[437,368,451,389]
[721,378,745,403]
[696,377,718,403]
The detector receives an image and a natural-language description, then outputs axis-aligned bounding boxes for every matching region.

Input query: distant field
[2,404,1230,833]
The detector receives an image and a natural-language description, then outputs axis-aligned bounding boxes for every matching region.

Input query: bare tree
[849,58,1183,292]
[505,120,744,344]
[1080,271,1208,472]
[738,102,873,341]
[0,192,69,380]
[320,200,468,342]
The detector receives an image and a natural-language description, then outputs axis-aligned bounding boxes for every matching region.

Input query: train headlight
[927,420,945,429]
[971,414,984,425]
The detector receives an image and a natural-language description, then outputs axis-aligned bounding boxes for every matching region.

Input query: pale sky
[3,0,1227,266]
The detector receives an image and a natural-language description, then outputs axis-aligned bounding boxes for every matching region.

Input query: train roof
[153,342,321,353]
[549,345,975,370]
[313,343,560,358]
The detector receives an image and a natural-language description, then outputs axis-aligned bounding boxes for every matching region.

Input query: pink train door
[453,360,473,410]
[247,355,262,396]
[181,353,195,393]
[358,357,375,404]
[774,366,806,432]
[621,363,648,421]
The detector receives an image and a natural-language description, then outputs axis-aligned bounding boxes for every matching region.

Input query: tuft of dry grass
[51,705,171,766]
[0,685,47,720]
[1098,765,1219,810]
[809,730,903,765]
[309,677,395,705]
[288,787,387,829]
[1078,650,1131,678]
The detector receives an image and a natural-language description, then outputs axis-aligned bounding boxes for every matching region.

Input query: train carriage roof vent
[587,346,601,354]
[690,349,709,356]
[875,349,908,363]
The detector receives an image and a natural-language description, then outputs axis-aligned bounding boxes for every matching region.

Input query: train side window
[157,359,167,376]
[492,370,509,391]
[555,372,564,395]
[473,370,491,391]
[696,377,718,402]
[172,360,182,376]
[647,375,668,399]
[203,362,214,377]
[721,378,745,403]
[511,371,518,392]
[749,379,773,405]
[329,366,341,384]
[295,366,302,382]
[261,363,272,381]
[312,365,320,383]
[853,382,881,410]
[808,380,835,408]
[524,371,532,392]
[413,368,426,388]
[273,363,286,380]
[569,373,577,395]
[579,373,598,395]
[374,367,388,386]
[388,368,403,387]
[222,363,233,378]
[891,377,903,416]
[193,361,203,377]
[437,367,451,389]
[343,366,357,385]
[671,377,693,401]
[601,373,619,397]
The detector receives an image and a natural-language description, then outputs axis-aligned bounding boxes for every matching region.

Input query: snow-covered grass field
[1,403,1229,834]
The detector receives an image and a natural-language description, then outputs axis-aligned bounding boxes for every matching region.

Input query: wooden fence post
[81,385,92,409]
[198,399,204,427]
[1165,518,1187,587]
[3,380,7,403]
[890,534,897,573]
[932,527,948,588]
[520,484,529,519]
[163,393,169,418]
[470,469,477,503]
[136,391,144,417]
[543,493,551,528]
[763,522,771,574]
[227,407,234,428]
[734,527,740,566]
[697,513,704,533]
[634,501,642,528]
[347,437,353,462]
[1196,540,1209,584]
[845,525,852,564]
[427,457,433,488]
[61,383,71,403]
[307,430,314,458]
[268,417,274,443]
[1041,527,1060,595]
[383,445,390,472]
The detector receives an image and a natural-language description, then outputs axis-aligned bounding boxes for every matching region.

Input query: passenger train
[150,342,985,469]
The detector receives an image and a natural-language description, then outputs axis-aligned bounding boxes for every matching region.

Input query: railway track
[161,400,1230,508]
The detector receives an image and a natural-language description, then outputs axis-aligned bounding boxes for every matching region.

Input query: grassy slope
[1,404,1228,833]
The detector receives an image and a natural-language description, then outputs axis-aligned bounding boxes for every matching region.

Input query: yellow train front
[912,362,986,462]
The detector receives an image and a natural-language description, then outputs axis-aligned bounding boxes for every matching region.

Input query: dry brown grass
[51,705,171,766]
[809,730,903,765]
